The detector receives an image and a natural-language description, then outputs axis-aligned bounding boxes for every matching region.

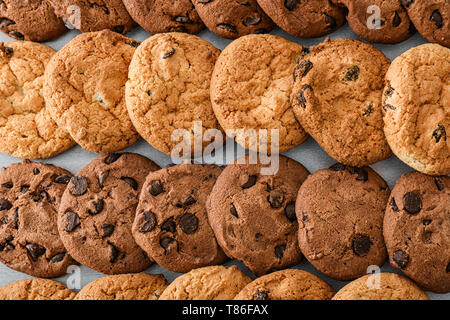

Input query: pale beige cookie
[43,30,140,154]
[0,278,75,300]
[159,265,252,300]
[332,273,429,300]
[75,273,168,300]
[211,34,308,153]
[383,43,450,175]
[126,32,221,157]
[0,41,75,159]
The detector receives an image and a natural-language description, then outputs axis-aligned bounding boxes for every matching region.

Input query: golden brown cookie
[0,279,75,300]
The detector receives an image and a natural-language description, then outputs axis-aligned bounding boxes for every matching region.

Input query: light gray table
[0,24,447,300]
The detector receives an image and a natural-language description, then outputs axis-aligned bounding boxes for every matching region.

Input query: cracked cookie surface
[0,279,75,300]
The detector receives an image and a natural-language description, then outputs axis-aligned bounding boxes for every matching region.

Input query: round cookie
[0,41,75,159]
[57,153,160,275]
[123,0,204,35]
[192,0,274,39]
[333,0,415,44]
[256,0,346,38]
[0,160,77,278]
[44,30,140,154]
[332,273,429,300]
[384,172,450,293]
[126,33,221,157]
[402,0,450,48]
[383,44,450,175]
[207,155,309,276]
[211,34,308,153]
[47,0,134,34]
[159,265,252,300]
[75,273,168,300]
[132,164,227,273]
[291,38,392,166]
[296,164,390,281]
[0,279,75,300]
[234,269,335,300]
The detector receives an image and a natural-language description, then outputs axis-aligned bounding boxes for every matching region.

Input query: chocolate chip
[343,65,360,81]
[362,103,374,116]
[139,211,157,233]
[161,217,176,233]
[430,10,443,29]
[434,178,444,191]
[274,245,286,259]
[1,182,12,189]
[268,191,285,209]
[174,16,193,24]
[253,28,268,34]
[0,18,15,28]
[9,31,24,40]
[108,243,120,263]
[284,0,298,11]
[69,176,88,196]
[349,167,368,181]
[329,163,346,171]
[113,25,125,34]
[104,153,122,164]
[54,174,71,185]
[146,90,151,96]
[352,235,372,256]
[403,192,422,214]
[197,0,212,3]
[101,224,115,238]
[389,197,399,212]
[11,208,18,229]
[383,103,396,111]
[51,252,66,263]
[385,83,394,97]
[325,14,337,30]
[393,12,402,27]
[432,124,446,143]
[179,214,199,234]
[296,90,307,108]
[64,211,80,232]
[129,40,140,48]
[160,237,177,255]
[422,219,432,226]
[177,195,196,207]
[33,168,40,175]
[20,185,29,193]
[168,25,188,33]
[26,243,45,261]
[284,202,296,222]
[217,24,237,33]
[393,250,409,269]
[241,175,257,189]
[230,203,239,218]
[0,216,7,225]
[253,290,270,300]
[87,198,104,215]
[243,15,261,26]
[149,180,164,196]
[98,170,109,189]
[0,199,12,211]
[120,177,138,191]
[401,0,414,8]
[163,48,176,59]
[295,60,313,80]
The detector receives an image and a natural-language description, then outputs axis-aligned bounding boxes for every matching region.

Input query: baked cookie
[0,279,75,300]
[291,38,392,166]
[75,273,168,300]
[211,34,308,153]
[57,153,160,274]
[333,273,429,300]
[0,41,75,159]
[207,155,309,276]
[192,0,274,39]
[256,0,346,37]
[403,0,450,47]
[383,44,450,175]
[126,33,221,157]
[384,172,450,293]
[159,265,252,300]
[0,160,76,278]
[234,269,335,300]
[44,30,140,154]
[296,164,390,281]
[333,0,414,43]
[132,164,227,273]
[123,0,204,34]
[47,0,134,34]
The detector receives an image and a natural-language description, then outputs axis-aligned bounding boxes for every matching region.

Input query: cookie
[123,0,204,34]
[207,155,309,276]
[47,0,134,34]
[256,0,346,38]
[384,172,450,293]
[132,164,227,273]
[291,38,392,166]
[402,0,450,48]
[0,0,66,41]
[75,273,168,300]
[192,0,274,39]
[159,265,252,300]
[234,269,335,300]
[43,30,140,154]
[126,33,221,156]
[57,153,160,275]
[211,34,308,153]
[333,0,415,44]
[0,279,75,300]
[332,273,429,300]
[0,160,76,278]
[0,41,75,159]
[383,44,450,175]
[296,164,390,281]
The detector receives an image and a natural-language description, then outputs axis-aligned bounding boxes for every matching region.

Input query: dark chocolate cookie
[57,153,160,274]
[0,160,76,278]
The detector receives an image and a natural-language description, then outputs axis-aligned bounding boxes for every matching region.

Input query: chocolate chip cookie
[256,0,346,37]
[296,164,390,281]
[0,41,75,159]
[0,160,76,278]
[126,32,221,156]
[0,279,75,300]
[291,38,392,166]
[211,34,308,153]
[383,43,450,175]
[403,0,450,47]
[207,155,309,276]
[57,153,160,275]
[44,30,140,154]
[192,0,274,39]
[384,172,450,293]
[234,269,335,300]
[123,0,204,34]
[47,0,135,34]
[133,164,227,273]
